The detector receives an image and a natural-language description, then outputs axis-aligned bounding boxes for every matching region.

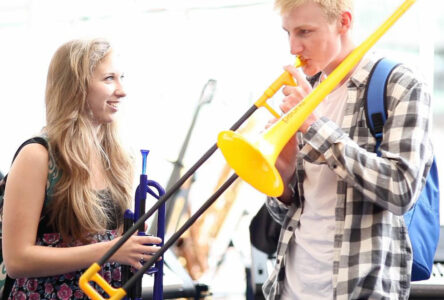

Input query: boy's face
[282,1,346,76]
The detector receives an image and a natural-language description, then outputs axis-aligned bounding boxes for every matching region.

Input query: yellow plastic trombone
[217,0,417,197]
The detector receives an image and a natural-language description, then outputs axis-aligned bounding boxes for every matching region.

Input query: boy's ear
[338,11,352,33]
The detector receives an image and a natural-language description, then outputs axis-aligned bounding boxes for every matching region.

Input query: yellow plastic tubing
[217,0,416,197]
[79,263,126,300]
[254,56,303,118]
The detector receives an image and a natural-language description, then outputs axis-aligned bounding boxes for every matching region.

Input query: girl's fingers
[135,235,162,245]
[144,245,161,254]
[149,236,162,244]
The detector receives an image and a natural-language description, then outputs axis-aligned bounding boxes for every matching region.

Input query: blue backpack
[365,58,440,281]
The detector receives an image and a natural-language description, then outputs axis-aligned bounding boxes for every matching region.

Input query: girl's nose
[115,81,127,97]
[115,87,127,98]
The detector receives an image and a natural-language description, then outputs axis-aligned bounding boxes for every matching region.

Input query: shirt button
[333,164,337,169]
[288,226,293,231]
[276,259,280,264]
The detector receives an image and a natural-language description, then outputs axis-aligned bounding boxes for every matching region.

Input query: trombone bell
[217,130,283,197]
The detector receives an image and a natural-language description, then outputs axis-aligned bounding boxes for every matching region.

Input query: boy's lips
[298,57,307,65]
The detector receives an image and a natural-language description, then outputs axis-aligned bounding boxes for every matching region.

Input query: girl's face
[86,51,126,126]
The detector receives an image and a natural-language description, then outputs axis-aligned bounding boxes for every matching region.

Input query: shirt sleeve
[299,65,433,215]
[265,196,290,225]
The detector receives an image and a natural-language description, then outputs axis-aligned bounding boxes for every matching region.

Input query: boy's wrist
[278,171,297,204]
[278,183,295,204]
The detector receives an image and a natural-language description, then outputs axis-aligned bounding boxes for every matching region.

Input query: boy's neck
[325,39,356,86]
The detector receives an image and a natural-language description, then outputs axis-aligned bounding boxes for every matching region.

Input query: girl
[2,38,161,299]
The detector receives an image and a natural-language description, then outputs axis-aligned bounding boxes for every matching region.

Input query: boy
[263,1,433,299]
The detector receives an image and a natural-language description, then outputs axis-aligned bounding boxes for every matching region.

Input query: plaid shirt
[263,55,434,300]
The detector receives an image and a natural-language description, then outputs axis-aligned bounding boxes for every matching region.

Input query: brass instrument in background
[176,118,257,279]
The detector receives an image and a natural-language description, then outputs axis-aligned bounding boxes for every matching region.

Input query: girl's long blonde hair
[44,38,134,241]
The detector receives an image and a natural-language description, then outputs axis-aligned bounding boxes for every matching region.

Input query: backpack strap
[364,58,400,154]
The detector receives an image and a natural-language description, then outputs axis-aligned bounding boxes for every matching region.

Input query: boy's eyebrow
[282,25,305,32]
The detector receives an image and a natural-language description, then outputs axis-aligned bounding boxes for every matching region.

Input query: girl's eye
[105,75,114,81]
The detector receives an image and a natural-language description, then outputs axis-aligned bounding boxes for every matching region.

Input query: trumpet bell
[217,130,283,197]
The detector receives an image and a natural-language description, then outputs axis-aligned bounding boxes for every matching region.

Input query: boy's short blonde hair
[275,0,353,21]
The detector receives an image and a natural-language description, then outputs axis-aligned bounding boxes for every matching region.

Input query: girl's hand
[110,234,162,269]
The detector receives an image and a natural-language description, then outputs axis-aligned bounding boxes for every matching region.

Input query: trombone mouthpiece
[294,56,305,68]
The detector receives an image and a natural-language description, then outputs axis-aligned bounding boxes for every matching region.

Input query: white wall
[1,0,443,225]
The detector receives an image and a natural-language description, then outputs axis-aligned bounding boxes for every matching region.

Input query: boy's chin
[302,66,319,77]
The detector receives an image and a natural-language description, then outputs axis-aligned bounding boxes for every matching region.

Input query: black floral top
[9,230,122,300]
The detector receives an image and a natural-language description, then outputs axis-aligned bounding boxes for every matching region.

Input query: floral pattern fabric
[8,230,121,300]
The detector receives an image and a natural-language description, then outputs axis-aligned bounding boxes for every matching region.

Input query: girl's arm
[3,143,160,279]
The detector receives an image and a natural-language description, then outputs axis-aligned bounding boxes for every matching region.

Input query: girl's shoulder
[37,135,61,205]
[22,135,61,205]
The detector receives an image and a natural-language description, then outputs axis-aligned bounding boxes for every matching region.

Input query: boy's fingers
[284,65,311,92]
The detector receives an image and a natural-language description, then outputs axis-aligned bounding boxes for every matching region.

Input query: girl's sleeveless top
[8,137,123,300]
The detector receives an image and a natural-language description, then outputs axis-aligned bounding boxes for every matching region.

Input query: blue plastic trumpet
[122,150,165,300]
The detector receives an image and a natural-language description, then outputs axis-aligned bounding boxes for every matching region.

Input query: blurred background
[1,0,443,299]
